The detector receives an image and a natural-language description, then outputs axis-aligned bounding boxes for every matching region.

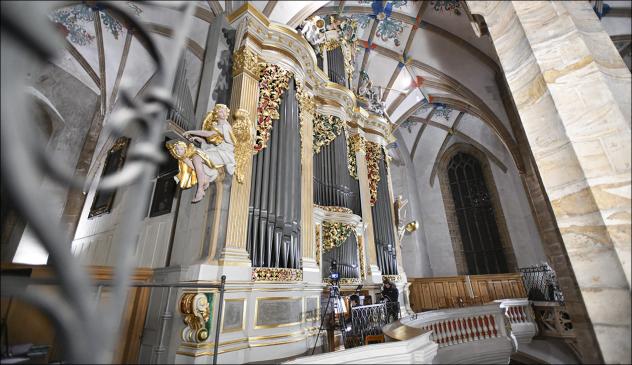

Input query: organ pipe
[326,46,346,87]
[322,234,360,280]
[313,133,361,215]
[247,78,302,269]
[371,149,398,275]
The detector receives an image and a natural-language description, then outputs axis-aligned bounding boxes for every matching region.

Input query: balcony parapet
[399,303,514,364]
[495,298,538,346]
[284,328,437,364]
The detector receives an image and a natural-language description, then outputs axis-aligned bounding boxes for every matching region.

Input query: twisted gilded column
[220,46,260,266]
[350,133,382,282]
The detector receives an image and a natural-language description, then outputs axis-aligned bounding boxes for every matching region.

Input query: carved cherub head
[165,140,189,159]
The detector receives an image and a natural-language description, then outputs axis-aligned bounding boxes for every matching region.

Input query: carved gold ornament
[365,141,383,206]
[232,47,259,78]
[180,293,212,343]
[296,80,316,160]
[405,221,419,233]
[251,267,303,282]
[315,225,321,267]
[313,114,344,154]
[358,235,366,279]
[165,140,216,190]
[231,109,253,183]
[321,38,341,52]
[382,274,402,283]
[346,132,365,180]
[314,204,353,214]
[255,63,293,152]
[323,277,362,285]
[322,221,355,251]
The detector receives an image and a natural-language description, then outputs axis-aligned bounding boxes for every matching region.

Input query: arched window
[447,152,508,274]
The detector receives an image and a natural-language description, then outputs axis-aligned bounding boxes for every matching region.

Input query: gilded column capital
[232,47,260,78]
[296,81,316,116]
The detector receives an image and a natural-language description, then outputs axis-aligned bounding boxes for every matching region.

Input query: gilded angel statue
[166,104,236,203]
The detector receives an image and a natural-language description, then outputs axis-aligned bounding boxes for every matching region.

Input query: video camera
[328,260,340,286]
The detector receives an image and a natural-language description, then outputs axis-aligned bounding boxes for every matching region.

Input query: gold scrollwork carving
[346,133,365,180]
[321,38,341,52]
[231,109,253,183]
[358,235,366,280]
[296,80,315,161]
[365,141,383,206]
[322,221,355,252]
[251,267,303,282]
[323,277,362,285]
[382,274,402,283]
[180,293,212,343]
[315,225,321,267]
[314,204,353,214]
[232,47,260,78]
[313,114,344,154]
[255,63,293,152]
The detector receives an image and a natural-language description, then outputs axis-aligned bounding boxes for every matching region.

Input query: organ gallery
[1,1,630,364]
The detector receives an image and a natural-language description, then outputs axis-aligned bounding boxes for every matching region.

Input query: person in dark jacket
[382,279,399,302]
[382,279,400,321]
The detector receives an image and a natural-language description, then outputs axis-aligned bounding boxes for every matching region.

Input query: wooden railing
[408,273,527,312]
[1,264,153,364]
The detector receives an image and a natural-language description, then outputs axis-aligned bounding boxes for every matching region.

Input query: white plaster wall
[394,112,546,278]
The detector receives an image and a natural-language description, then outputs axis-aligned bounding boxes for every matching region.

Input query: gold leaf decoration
[322,221,355,252]
[231,109,253,183]
[314,204,353,214]
[295,80,316,161]
[365,141,383,206]
[255,63,293,152]
[251,267,303,282]
[313,114,344,153]
[232,47,259,78]
[346,133,365,180]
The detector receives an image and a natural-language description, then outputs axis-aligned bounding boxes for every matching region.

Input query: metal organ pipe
[326,46,346,87]
[313,131,361,215]
[246,78,301,269]
[371,149,398,275]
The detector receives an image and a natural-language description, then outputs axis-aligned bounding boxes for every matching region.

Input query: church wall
[394,112,546,278]
[11,62,99,264]
[70,11,235,270]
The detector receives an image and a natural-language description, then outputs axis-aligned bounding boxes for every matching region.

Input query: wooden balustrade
[0,264,153,364]
[408,273,527,312]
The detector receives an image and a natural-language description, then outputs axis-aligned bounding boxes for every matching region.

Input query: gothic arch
[438,142,517,275]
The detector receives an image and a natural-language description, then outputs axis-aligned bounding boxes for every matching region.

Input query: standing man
[382,279,400,321]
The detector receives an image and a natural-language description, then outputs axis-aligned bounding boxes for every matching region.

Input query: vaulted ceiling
[43,1,631,179]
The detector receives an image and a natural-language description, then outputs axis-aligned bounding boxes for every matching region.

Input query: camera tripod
[310,282,348,355]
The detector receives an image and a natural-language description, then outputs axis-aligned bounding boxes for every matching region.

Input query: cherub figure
[166,104,236,203]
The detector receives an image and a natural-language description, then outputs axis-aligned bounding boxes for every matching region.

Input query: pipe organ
[158,5,409,363]
[326,46,346,87]
[371,149,399,276]
[322,234,361,280]
[313,128,361,215]
[247,77,302,269]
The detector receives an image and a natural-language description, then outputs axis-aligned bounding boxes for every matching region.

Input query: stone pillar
[351,133,382,283]
[220,46,260,268]
[468,2,631,363]
[297,84,319,282]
